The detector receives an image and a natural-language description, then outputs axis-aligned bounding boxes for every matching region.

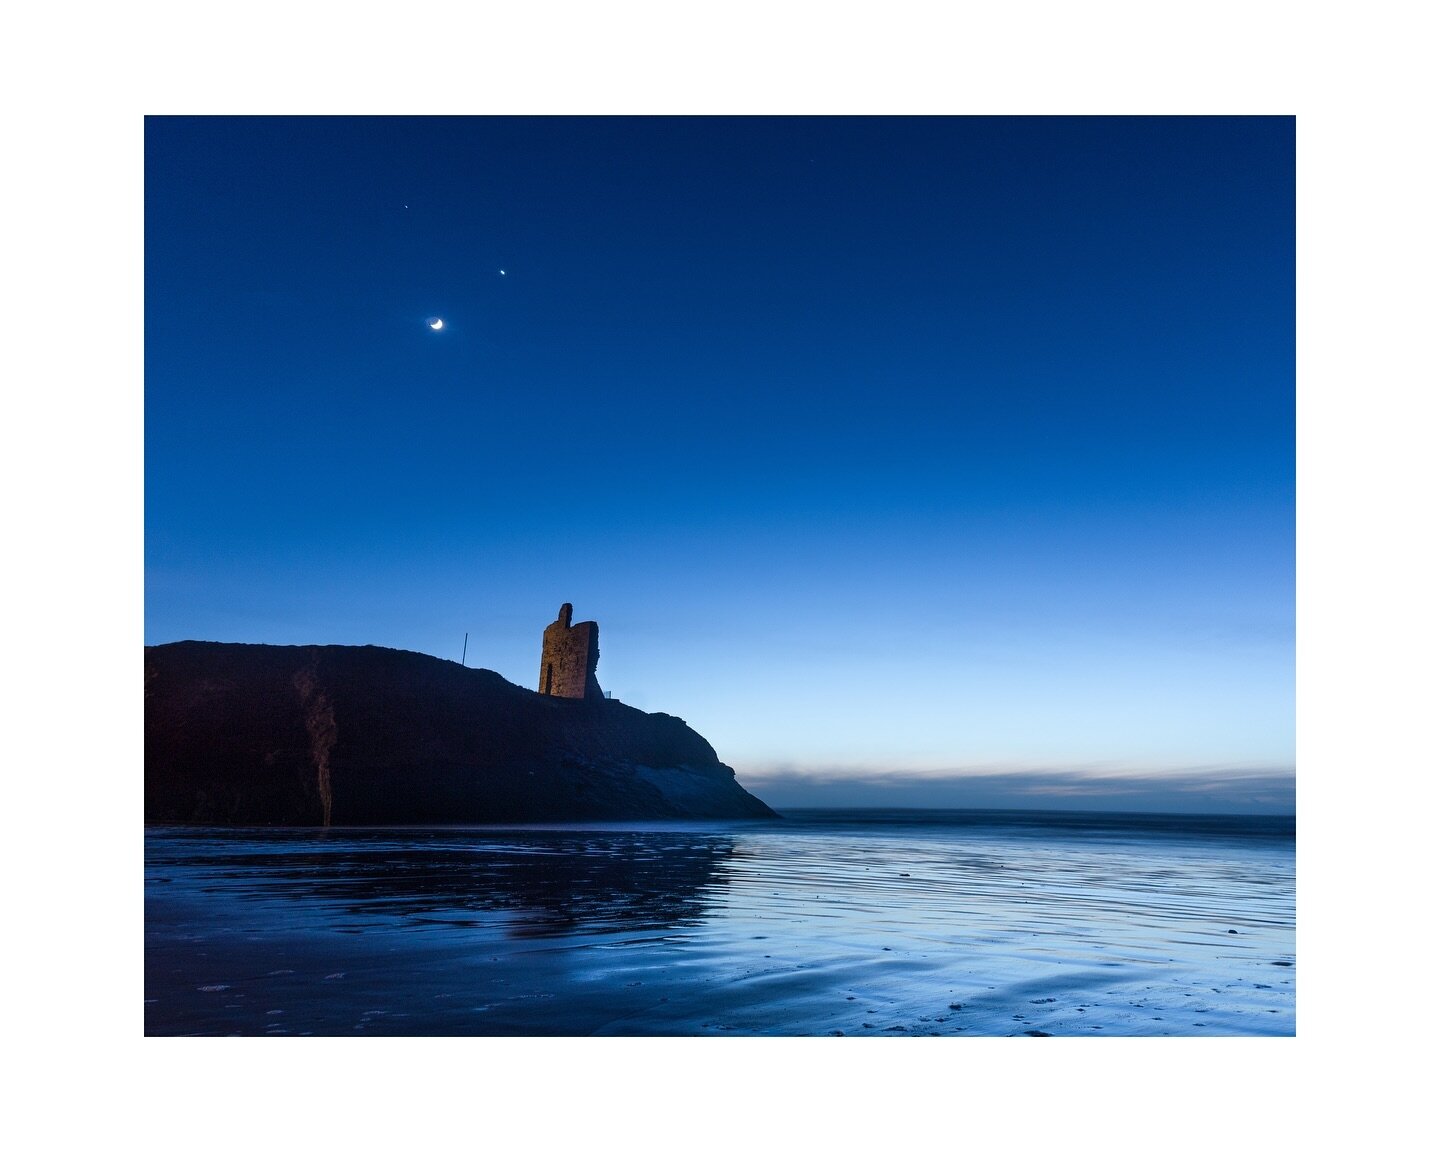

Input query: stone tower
[538,602,603,700]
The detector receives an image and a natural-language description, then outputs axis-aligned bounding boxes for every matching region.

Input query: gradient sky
[145,116,1294,812]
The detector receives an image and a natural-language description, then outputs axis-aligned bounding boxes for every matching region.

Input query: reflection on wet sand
[151,827,736,939]
[146,816,1294,1036]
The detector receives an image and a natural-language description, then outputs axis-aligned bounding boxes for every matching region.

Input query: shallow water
[145,809,1295,1036]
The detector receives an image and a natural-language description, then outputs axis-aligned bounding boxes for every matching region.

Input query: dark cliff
[145,641,778,825]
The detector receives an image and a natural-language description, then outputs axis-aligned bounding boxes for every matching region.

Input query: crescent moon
[428,318,444,330]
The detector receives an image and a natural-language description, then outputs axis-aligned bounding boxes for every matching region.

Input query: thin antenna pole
[461,632,468,666]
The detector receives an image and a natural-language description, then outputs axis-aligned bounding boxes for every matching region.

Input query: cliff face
[145,641,777,825]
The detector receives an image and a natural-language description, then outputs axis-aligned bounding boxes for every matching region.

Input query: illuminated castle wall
[538,602,603,700]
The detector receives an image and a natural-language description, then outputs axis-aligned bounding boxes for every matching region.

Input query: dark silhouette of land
[145,641,777,825]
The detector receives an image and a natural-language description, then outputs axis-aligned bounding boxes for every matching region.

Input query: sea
[144,809,1295,1037]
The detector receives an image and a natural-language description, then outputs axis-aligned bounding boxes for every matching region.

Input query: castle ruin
[538,602,603,700]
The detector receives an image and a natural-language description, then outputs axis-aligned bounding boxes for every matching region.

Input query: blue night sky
[145,116,1294,812]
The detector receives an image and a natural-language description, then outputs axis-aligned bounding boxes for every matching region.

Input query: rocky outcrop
[145,641,777,825]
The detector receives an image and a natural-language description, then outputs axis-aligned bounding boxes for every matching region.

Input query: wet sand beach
[145,810,1294,1036]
